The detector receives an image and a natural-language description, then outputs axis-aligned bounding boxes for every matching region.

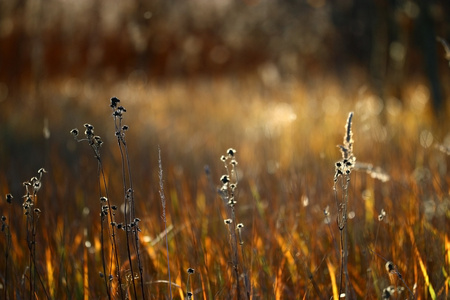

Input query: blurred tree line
[0,0,448,110]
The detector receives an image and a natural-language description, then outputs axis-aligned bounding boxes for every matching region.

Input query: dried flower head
[227,148,236,157]
[224,219,232,225]
[110,97,120,108]
[220,175,230,184]
[228,198,237,207]
[70,128,79,138]
[6,193,13,204]
[237,223,244,229]
[385,261,395,273]
[187,268,195,274]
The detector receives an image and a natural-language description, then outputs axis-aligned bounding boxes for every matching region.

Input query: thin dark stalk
[116,140,138,299]
[237,230,250,299]
[2,198,13,300]
[4,224,11,300]
[100,206,111,299]
[112,102,145,299]
[220,149,242,299]
[26,210,34,300]
[229,208,241,300]
[98,159,124,300]
[98,165,111,300]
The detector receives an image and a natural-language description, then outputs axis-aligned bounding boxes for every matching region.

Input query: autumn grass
[0,77,449,299]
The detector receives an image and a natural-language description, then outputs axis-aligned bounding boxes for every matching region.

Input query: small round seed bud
[220,175,230,184]
[227,148,236,157]
[70,128,79,137]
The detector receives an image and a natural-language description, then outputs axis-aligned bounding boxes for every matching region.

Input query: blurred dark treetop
[0,0,448,113]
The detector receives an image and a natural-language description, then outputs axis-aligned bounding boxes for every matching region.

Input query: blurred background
[0,0,449,180]
[1,0,449,95]
[0,0,449,191]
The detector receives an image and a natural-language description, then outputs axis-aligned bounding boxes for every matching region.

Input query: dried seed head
[187,268,195,274]
[237,223,244,229]
[100,197,108,202]
[385,261,395,273]
[110,97,120,108]
[227,148,236,157]
[220,175,230,184]
[224,219,232,225]
[6,193,13,204]
[1,216,6,222]
[122,125,129,131]
[70,128,79,137]
[228,198,237,207]
[33,180,42,192]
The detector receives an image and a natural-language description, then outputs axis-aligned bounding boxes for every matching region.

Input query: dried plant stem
[116,133,139,299]
[97,153,124,300]
[334,112,355,299]
[111,98,145,298]
[229,207,241,299]
[3,219,11,300]
[99,202,111,300]
[159,146,172,299]
[335,173,350,298]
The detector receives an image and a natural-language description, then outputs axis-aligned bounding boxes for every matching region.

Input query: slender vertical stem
[159,147,172,299]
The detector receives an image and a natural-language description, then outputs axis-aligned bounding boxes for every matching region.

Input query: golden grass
[0,76,449,299]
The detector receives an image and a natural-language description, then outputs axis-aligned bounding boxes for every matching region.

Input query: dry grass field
[1,1,450,299]
[1,76,449,299]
